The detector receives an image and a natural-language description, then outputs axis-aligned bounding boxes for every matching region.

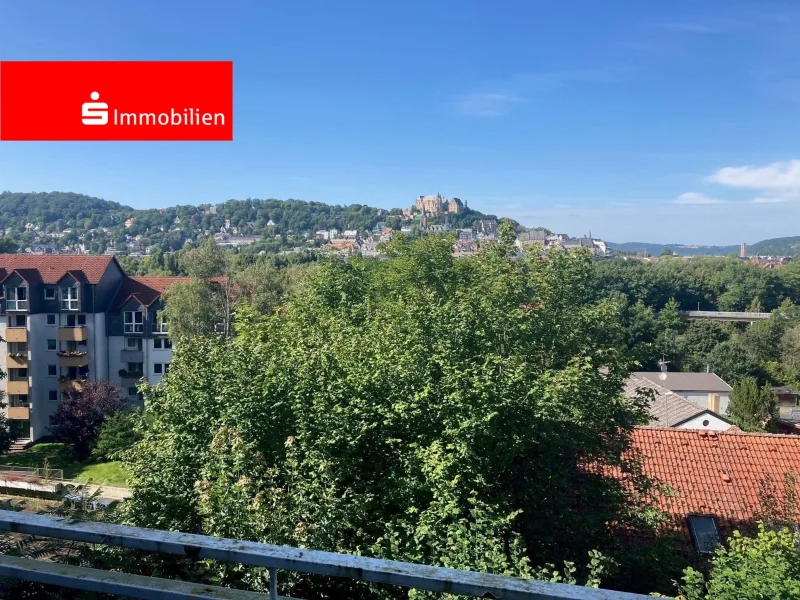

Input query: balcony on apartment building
[7,378,29,396]
[57,350,89,368]
[58,377,86,392]
[5,342,28,369]
[7,396,29,421]
[58,366,88,391]
[4,327,27,343]
[120,350,144,363]
[58,326,88,342]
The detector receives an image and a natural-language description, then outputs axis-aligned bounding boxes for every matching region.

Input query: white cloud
[674,192,724,205]
[457,92,524,117]
[708,159,800,190]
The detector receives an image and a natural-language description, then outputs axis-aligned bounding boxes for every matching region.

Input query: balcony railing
[6,406,29,420]
[119,369,144,380]
[0,510,651,600]
[58,376,87,391]
[58,326,88,342]
[57,351,89,367]
[5,353,27,369]
[120,349,144,363]
[6,381,28,395]
[4,328,27,343]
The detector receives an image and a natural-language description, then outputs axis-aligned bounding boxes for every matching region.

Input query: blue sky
[2,1,800,244]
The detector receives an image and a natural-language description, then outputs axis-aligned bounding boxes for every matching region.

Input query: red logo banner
[0,61,233,141]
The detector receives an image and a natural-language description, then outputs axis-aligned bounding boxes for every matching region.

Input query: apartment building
[0,255,183,442]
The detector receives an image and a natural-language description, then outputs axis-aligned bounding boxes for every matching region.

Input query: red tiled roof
[111,276,191,310]
[0,255,116,284]
[630,427,800,538]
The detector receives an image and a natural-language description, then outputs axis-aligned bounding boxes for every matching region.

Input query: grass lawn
[0,443,129,486]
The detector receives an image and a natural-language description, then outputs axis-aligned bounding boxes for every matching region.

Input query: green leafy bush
[678,524,800,599]
[92,411,144,462]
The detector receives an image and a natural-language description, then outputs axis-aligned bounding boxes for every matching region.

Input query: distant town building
[477,220,498,239]
[633,371,732,414]
[516,229,548,250]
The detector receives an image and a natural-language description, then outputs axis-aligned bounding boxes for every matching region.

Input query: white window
[153,338,173,350]
[124,311,144,333]
[154,363,163,374]
[6,286,27,311]
[152,315,168,334]
[47,339,56,350]
[44,287,56,300]
[48,390,58,402]
[126,337,141,350]
[9,314,26,328]
[46,314,56,326]
[48,365,57,376]
[61,286,79,310]
[127,387,138,397]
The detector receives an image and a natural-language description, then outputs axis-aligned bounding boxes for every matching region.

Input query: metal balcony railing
[0,510,652,600]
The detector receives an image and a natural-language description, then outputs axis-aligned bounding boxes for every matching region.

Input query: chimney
[708,393,720,413]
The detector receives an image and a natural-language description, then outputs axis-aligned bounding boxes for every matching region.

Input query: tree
[49,381,126,460]
[678,321,730,372]
[654,298,683,366]
[727,376,778,432]
[161,278,226,340]
[678,524,800,599]
[0,237,18,254]
[124,237,660,598]
[92,410,144,462]
[705,340,763,384]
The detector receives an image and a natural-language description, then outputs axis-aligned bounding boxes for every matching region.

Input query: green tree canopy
[727,376,778,432]
[123,239,658,598]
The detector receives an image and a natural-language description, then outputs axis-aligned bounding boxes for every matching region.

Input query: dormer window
[5,287,28,311]
[152,315,168,334]
[44,287,56,300]
[124,310,144,333]
[61,286,79,310]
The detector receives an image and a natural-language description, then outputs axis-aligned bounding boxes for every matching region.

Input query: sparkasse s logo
[0,61,232,141]
[82,92,108,125]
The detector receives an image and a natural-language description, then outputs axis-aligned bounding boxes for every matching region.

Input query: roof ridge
[634,425,800,438]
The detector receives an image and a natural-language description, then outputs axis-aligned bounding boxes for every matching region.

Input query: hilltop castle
[414,193,464,215]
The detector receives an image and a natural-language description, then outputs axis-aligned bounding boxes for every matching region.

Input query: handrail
[0,510,651,600]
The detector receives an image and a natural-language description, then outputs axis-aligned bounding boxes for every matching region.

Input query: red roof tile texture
[112,276,191,310]
[631,427,800,538]
[0,255,116,284]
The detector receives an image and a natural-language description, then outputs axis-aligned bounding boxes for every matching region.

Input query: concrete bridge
[683,310,771,323]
